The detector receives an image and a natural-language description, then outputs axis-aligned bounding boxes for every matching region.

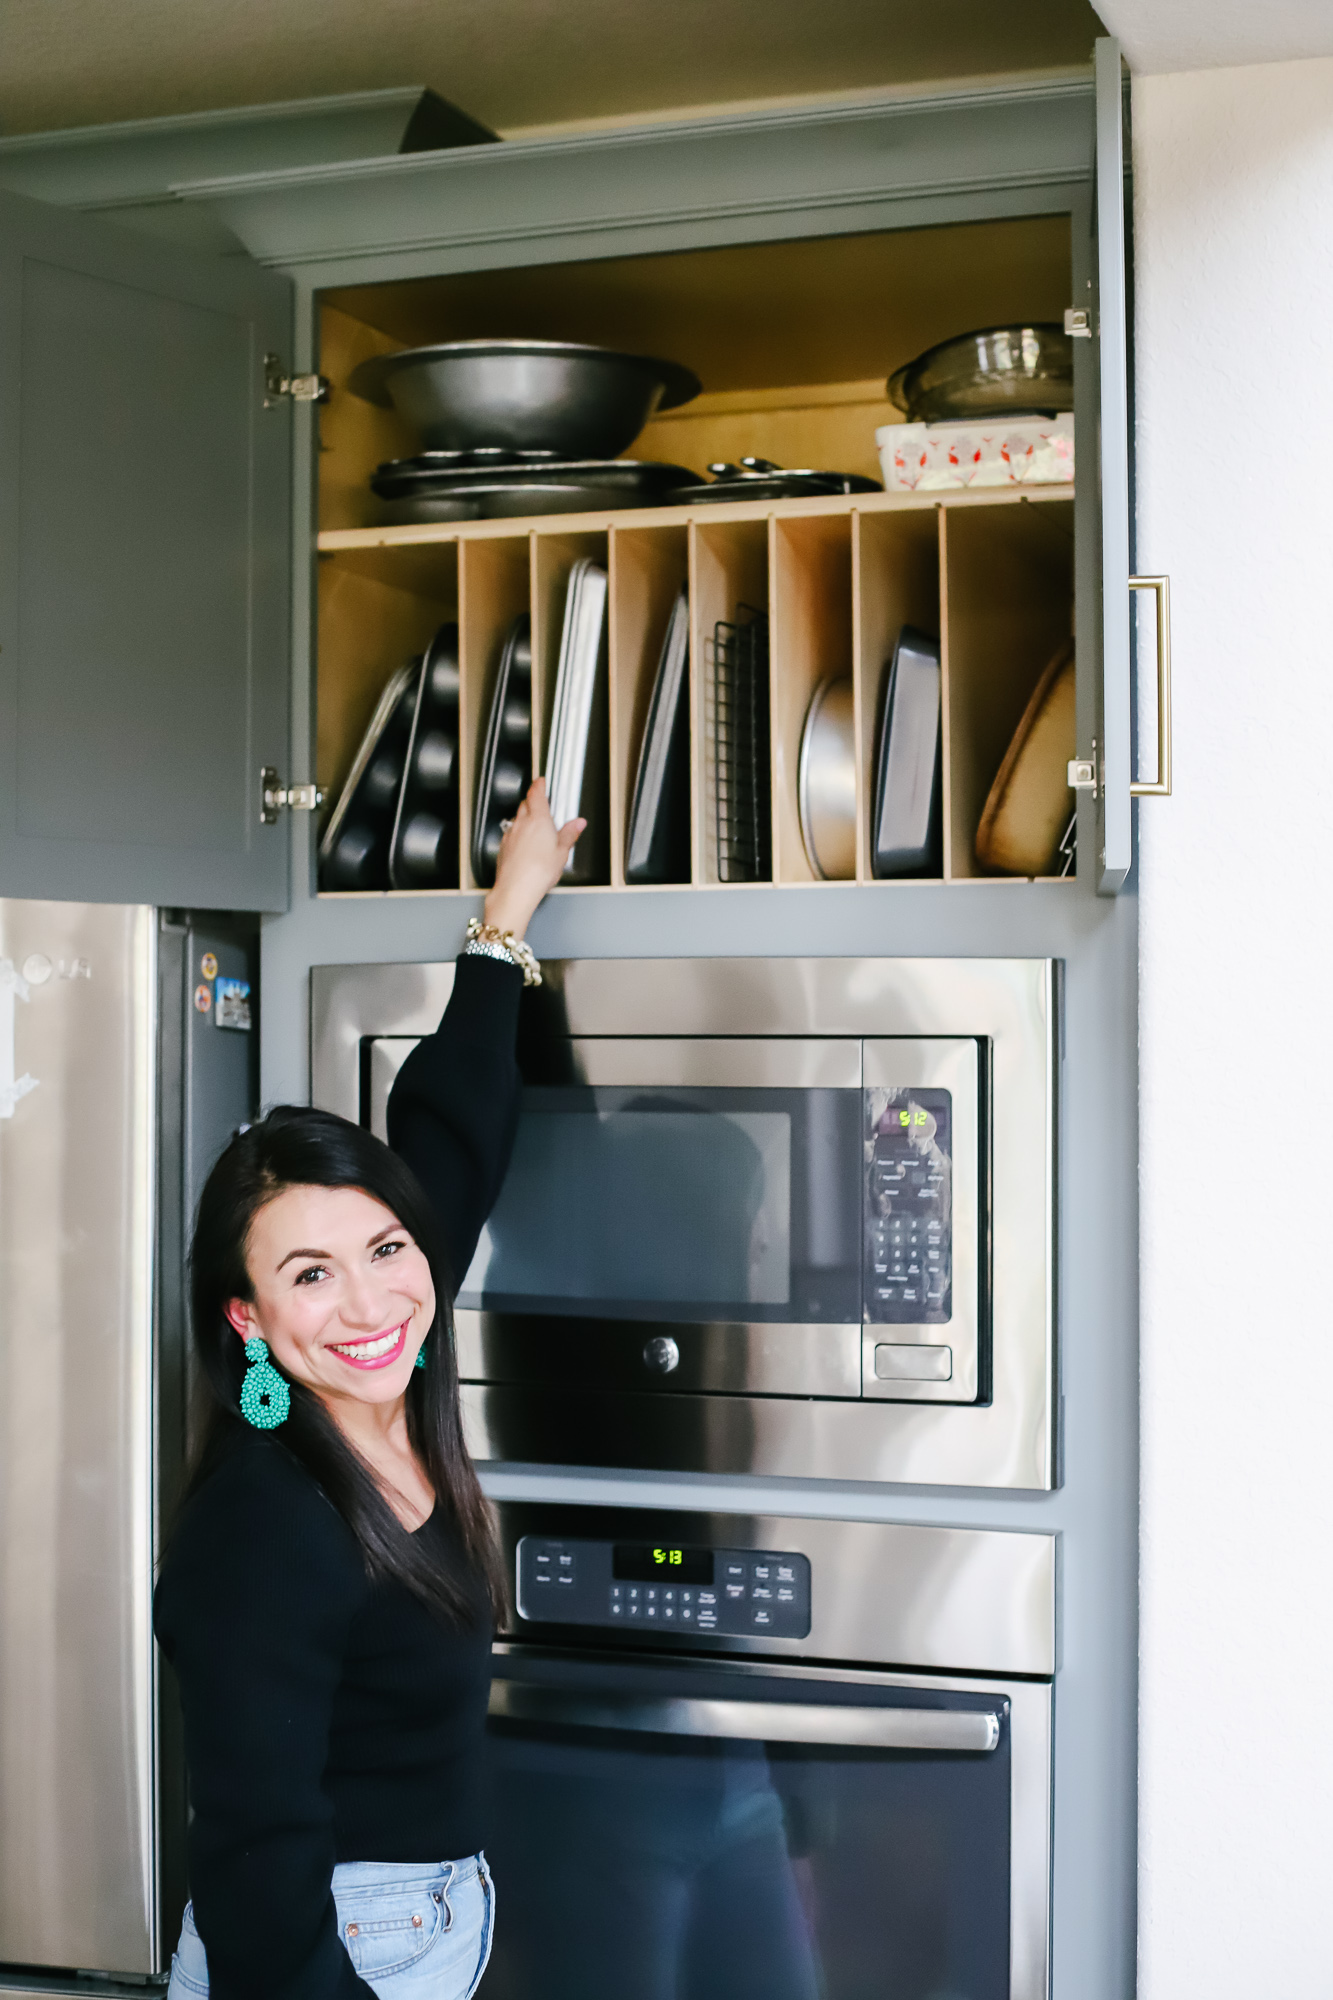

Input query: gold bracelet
[464,917,542,987]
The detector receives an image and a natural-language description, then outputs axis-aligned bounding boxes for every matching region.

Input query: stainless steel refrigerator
[0,900,257,1985]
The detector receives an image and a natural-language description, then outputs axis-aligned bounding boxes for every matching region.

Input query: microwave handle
[490,1684,1001,1753]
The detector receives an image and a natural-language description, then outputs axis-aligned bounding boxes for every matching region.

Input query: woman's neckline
[409,1501,439,1537]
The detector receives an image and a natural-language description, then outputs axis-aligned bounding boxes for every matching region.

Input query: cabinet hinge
[1067,739,1100,793]
[263,354,329,407]
[260,767,325,825]
[1063,308,1094,340]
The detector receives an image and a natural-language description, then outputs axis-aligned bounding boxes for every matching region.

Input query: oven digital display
[613,1543,714,1584]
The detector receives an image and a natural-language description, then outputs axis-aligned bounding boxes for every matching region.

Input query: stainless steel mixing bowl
[348,340,701,458]
[888,324,1073,422]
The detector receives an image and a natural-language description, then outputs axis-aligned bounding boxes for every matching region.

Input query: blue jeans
[167,1853,495,1999]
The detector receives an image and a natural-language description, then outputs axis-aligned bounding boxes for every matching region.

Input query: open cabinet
[312,217,1079,898]
[0,44,1137,919]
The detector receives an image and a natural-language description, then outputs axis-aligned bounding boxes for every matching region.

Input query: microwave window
[461,1106,792,1309]
[865,1087,953,1324]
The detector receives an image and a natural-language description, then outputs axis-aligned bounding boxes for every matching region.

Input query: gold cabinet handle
[1129,574,1172,797]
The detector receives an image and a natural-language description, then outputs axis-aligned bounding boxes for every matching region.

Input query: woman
[155,778,583,2000]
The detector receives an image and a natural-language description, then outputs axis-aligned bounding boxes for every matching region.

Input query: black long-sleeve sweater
[153,953,523,2000]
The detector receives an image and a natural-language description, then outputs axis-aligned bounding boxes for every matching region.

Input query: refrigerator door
[0,902,158,1974]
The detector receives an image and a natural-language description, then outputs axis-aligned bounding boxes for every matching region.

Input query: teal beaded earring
[414,1340,427,1371]
[239,1336,290,1429]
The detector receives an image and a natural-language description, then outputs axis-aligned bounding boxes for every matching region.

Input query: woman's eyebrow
[275,1246,330,1270]
[366,1225,405,1247]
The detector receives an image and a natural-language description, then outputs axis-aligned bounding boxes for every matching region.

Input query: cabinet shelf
[316,485,1075,896]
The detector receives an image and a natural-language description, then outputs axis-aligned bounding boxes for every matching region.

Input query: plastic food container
[876,415,1074,492]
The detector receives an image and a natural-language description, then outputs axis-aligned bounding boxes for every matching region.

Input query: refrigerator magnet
[214,977,252,1032]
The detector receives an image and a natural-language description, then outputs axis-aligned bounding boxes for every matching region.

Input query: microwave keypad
[864,1086,952,1323]
[517,1537,812,1640]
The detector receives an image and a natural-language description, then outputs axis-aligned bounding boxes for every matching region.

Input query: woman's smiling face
[225,1184,435,1409]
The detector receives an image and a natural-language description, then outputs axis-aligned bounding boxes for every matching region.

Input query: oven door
[484,1645,1051,2000]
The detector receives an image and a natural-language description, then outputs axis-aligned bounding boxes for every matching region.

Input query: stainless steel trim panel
[495,1506,1057,1677]
[314,955,1056,1490]
[456,1311,864,1398]
[0,902,159,1975]
[489,1683,1002,1752]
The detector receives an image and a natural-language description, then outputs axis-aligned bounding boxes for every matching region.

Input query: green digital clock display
[613,1543,714,1584]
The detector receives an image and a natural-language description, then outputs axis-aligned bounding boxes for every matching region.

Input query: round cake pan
[349,340,701,458]
[798,677,857,881]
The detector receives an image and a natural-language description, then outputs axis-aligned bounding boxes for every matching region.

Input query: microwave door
[861,1038,983,1404]
[452,1037,864,1401]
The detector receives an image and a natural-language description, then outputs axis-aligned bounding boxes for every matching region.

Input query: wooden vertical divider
[608,525,690,888]
[530,528,611,882]
[688,519,770,884]
[852,506,942,880]
[941,496,1076,879]
[769,514,853,883]
[315,546,458,832]
[315,305,417,534]
[457,538,531,890]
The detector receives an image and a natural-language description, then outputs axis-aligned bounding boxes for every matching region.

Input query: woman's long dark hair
[186,1104,504,1624]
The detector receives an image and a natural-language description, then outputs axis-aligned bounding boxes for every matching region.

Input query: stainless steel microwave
[313,957,1058,1491]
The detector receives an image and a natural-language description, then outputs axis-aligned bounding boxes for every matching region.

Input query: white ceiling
[1,0,1104,140]
[1096,0,1333,73]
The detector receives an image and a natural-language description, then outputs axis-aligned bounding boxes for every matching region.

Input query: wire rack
[709,606,771,883]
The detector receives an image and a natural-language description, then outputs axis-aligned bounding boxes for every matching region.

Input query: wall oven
[313,956,1058,1490]
[486,1503,1055,2000]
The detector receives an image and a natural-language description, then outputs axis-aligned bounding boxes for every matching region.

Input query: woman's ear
[224,1299,257,1342]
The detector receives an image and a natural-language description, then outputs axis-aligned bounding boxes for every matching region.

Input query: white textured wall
[1135,56,1333,1997]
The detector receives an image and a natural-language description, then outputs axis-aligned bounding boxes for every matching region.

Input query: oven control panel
[516,1537,812,1639]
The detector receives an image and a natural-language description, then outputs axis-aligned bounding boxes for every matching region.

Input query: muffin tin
[317,659,421,891]
[388,624,462,889]
[471,614,533,888]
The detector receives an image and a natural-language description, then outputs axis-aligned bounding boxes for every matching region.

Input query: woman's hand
[482,777,585,939]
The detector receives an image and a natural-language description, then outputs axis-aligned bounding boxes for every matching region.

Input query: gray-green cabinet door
[1080,37,1134,896]
[0,187,293,910]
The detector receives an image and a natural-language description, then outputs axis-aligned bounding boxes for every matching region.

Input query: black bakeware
[370,454,698,524]
[673,457,882,504]
[625,584,691,884]
[710,605,771,883]
[388,623,462,889]
[347,340,700,458]
[471,613,533,888]
[871,625,942,877]
[317,658,421,892]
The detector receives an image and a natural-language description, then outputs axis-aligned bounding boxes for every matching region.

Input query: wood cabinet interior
[458,537,529,892]
[942,498,1075,880]
[854,509,942,880]
[688,518,769,884]
[771,516,853,883]
[312,208,1077,896]
[610,526,689,888]
[317,213,1072,508]
[317,489,1074,896]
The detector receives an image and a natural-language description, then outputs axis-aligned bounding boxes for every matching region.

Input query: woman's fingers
[482,782,585,938]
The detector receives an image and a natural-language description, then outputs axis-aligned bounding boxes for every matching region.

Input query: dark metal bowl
[888,324,1073,422]
[348,340,701,458]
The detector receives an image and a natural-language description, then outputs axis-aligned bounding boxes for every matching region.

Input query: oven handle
[489,1684,1001,1753]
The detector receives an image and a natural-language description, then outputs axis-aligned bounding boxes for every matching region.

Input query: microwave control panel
[516,1536,812,1640]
